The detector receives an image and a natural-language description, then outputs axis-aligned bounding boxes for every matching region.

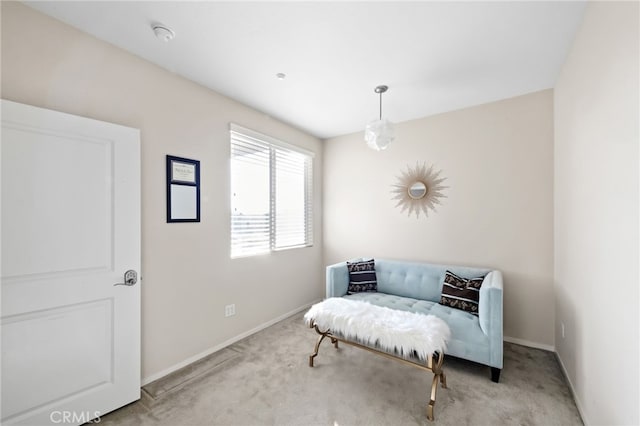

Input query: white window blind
[230,124,313,258]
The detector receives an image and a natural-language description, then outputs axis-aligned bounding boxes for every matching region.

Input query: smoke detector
[152,24,175,42]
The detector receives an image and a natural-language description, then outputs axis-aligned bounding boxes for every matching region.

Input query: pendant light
[364,85,395,151]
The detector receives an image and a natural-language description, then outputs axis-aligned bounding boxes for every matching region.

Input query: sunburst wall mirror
[391,162,448,218]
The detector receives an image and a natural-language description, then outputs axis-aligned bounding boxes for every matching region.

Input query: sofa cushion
[439,270,484,316]
[346,259,377,294]
[344,292,491,356]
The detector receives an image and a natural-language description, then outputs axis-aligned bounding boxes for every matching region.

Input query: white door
[1,100,141,426]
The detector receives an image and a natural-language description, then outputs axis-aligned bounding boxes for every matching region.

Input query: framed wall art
[166,155,200,223]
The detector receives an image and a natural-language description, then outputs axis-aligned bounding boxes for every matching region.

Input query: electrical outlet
[561,322,565,339]
[225,304,236,317]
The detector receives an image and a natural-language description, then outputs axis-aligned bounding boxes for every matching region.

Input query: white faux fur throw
[304,298,450,360]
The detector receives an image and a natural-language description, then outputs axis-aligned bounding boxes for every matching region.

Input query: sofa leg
[491,367,501,383]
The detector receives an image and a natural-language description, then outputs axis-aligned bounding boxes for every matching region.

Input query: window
[230,124,313,258]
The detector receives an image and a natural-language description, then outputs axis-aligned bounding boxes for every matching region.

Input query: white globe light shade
[365,118,395,151]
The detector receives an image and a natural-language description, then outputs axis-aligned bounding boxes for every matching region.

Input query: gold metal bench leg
[307,322,448,421]
[309,333,326,367]
[427,401,435,421]
[309,323,333,367]
[427,372,441,421]
[440,372,447,389]
[426,352,447,421]
[434,351,447,389]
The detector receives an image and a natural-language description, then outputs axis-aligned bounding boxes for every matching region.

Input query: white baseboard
[141,300,319,386]
[504,335,555,352]
[555,352,589,426]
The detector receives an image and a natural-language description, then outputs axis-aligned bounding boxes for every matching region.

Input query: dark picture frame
[166,155,200,223]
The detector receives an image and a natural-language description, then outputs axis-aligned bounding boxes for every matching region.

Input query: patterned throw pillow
[439,270,485,316]
[346,259,377,294]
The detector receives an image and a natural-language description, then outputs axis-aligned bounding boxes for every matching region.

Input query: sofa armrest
[326,261,350,298]
[479,270,504,369]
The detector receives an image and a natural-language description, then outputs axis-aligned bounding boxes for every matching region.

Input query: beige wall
[554,2,639,425]
[323,90,555,348]
[1,2,324,381]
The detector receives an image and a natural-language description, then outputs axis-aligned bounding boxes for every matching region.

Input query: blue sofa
[326,258,504,382]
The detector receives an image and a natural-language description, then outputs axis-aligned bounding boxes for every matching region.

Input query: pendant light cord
[373,85,388,121]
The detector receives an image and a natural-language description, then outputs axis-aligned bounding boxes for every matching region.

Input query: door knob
[114,270,138,286]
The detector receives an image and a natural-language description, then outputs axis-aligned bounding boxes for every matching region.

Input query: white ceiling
[24,1,587,139]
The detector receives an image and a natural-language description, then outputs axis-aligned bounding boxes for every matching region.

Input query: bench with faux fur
[304,297,450,421]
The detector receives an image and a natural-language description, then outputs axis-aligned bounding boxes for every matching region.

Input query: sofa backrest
[375,259,492,302]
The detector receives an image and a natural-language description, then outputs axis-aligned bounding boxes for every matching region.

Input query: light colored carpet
[100,311,583,426]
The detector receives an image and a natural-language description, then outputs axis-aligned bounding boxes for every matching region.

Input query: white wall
[554,2,639,425]
[324,90,555,348]
[1,2,324,381]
